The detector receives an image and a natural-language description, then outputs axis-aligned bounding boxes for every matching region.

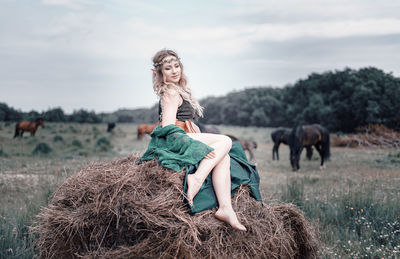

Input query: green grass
[281,176,400,258]
[0,181,54,258]
[0,122,399,258]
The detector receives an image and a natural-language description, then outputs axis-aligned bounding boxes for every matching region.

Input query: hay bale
[33,156,320,258]
[331,124,400,148]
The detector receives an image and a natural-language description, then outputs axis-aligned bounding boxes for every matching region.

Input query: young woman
[140,49,261,232]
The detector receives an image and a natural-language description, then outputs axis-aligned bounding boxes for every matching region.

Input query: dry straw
[331,124,400,148]
[32,156,320,258]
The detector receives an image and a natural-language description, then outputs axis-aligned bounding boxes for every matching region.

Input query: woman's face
[161,55,181,84]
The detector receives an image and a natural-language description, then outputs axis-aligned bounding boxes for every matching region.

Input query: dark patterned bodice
[158,100,197,121]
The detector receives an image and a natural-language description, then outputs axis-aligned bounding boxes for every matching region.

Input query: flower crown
[153,57,180,68]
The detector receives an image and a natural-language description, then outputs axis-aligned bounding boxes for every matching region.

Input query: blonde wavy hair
[152,49,204,118]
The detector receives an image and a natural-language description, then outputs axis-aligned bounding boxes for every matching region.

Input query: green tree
[43,108,66,122]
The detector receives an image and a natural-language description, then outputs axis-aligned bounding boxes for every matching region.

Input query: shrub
[68,126,79,133]
[52,135,64,142]
[0,147,8,157]
[32,143,52,155]
[92,126,99,133]
[95,137,112,152]
[71,139,83,149]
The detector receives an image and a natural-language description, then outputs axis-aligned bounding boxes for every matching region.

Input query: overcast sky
[1,0,400,113]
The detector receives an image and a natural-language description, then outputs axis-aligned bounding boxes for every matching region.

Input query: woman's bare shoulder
[162,87,179,97]
[161,87,182,105]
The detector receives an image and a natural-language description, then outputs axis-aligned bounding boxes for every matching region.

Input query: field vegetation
[0,122,399,258]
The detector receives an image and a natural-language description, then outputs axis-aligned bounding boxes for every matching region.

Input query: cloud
[246,19,400,42]
[41,0,86,9]
[229,0,400,22]
[2,0,400,112]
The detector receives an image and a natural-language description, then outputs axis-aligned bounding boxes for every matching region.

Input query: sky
[1,0,400,113]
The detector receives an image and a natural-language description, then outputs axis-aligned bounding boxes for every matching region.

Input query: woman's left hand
[204,150,216,159]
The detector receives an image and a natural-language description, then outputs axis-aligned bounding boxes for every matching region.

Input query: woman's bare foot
[186,174,204,206]
[215,208,247,232]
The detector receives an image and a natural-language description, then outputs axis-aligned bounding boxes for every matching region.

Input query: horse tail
[322,129,331,160]
[14,122,20,138]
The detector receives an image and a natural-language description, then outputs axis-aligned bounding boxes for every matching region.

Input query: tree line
[1,67,399,133]
[0,105,103,124]
[199,67,400,132]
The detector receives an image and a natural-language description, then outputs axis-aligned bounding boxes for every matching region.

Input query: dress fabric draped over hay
[139,124,262,213]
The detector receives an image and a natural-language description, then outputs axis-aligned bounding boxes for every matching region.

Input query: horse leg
[14,127,19,138]
[314,144,325,169]
[272,142,280,160]
[248,148,254,161]
[306,146,313,160]
[297,146,304,171]
[277,144,280,160]
[272,144,276,160]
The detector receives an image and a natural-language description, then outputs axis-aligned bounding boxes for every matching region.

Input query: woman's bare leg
[186,133,246,231]
[186,133,231,204]
[213,154,246,231]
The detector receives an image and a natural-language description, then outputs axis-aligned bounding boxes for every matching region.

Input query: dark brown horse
[271,127,291,160]
[137,123,158,140]
[288,124,330,171]
[14,118,45,138]
[107,122,116,133]
[271,127,313,161]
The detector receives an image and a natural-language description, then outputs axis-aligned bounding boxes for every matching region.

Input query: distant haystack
[33,156,320,258]
[331,124,400,148]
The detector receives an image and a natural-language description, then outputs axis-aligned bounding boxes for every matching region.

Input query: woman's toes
[215,209,246,232]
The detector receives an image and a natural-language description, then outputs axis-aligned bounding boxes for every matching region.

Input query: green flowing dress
[139,124,262,214]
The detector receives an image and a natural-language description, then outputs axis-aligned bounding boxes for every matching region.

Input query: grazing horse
[137,123,158,140]
[226,134,258,162]
[14,118,45,138]
[198,123,221,134]
[271,127,313,161]
[107,122,116,133]
[288,124,330,171]
[271,127,291,160]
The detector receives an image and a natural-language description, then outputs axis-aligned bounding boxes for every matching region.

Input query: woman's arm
[161,89,182,127]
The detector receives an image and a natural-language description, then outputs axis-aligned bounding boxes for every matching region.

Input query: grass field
[0,122,399,258]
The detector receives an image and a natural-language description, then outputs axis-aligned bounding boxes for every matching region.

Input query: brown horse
[289,124,330,171]
[271,127,313,161]
[226,134,258,162]
[14,118,45,138]
[137,123,158,140]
